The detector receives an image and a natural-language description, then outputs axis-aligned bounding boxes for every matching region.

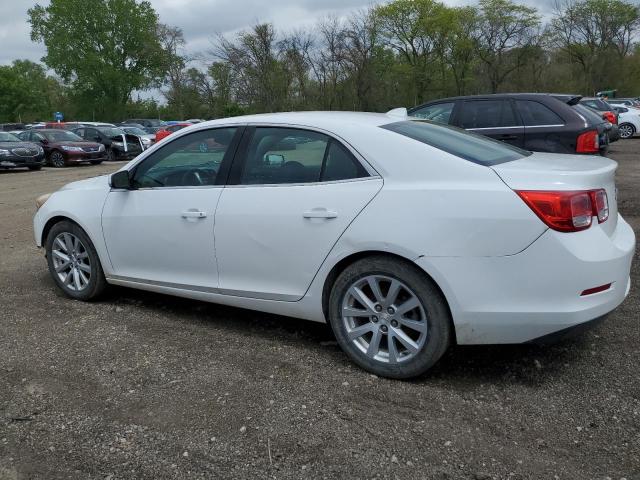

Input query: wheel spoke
[79,270,90,285]
[63,271,74,286]
[385,280,402,306]
[388,336,399,364]
[76,251,89,260]
[343,306,369,317]
[366,328,382,358]
[55,261,71,273]
[52,250,70,262]
[349,286,376,313]
[78,262,91,273]
[347,323,374,341]
[392,327,420,354]
[55,236,67,252]
[399,318,427,333]
[367,277,384,304]
[396,297,420,316]
[72,268,81,290]
[63,233,74,255]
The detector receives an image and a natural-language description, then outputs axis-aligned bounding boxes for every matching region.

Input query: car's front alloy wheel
[329,256,451,379]
[49,151,66,168]
[46,221,107,300]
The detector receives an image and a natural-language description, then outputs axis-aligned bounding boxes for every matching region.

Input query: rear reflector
[581,283,612,296]
[576,130,599,153]
[516,189,609,232]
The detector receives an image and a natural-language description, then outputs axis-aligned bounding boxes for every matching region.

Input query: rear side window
[410,102,454,124]
[380,120,530,166]
[573,104,605,125]
[458,100,519,129]
[515,100,564,126]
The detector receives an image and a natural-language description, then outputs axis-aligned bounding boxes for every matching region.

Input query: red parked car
[155,123,192,143]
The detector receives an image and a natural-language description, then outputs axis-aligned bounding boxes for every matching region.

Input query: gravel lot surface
[0,142,638,480]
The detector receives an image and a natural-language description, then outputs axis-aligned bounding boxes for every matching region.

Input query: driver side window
[132,127,238,188]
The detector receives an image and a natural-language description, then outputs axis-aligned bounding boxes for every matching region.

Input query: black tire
[49,150,66,168]
[45,220,107,301]
[28,165,43,171]
[106,148,116,161]
[90,160,103,165]
[329,256,451,379]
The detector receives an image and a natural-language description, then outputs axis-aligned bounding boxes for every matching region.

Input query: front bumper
[416,214,635,344]
[0,154,45,168]
[66,152,107,163]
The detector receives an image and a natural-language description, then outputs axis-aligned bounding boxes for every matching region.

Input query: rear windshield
[380,120,531,166]
[573,104,605,125]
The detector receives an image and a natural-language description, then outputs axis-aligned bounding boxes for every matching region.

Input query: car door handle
[181,210,207,219]
[303,208,338,219]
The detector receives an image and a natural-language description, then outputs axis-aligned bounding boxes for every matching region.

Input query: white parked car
[33,111,635,378]
[609,105,640,139]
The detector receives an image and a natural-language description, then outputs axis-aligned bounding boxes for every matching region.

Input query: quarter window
[132,127,238,188]
[410,102,455,124]
[240,127,367,185]
[515,100,564,126]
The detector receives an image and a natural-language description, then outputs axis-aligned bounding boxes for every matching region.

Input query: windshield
[98,128,125,138]
[123,127,147,136]
[380,120,530,166]
[0,132,20,142]
[42,130,83,142]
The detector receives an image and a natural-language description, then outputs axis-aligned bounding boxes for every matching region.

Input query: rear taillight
[576,130,599,153]
[603,111,617,124]
[516,189,609,232]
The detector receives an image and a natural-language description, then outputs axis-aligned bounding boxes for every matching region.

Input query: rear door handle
[181,210,207,219]
[303,208,338,219]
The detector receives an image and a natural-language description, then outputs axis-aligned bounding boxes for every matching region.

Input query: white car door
[214,126,383,301]
[101,127,241,288]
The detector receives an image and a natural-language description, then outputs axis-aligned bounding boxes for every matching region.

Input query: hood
[0,141,41,150]
[59,174,110,192]
[51,141,102,148]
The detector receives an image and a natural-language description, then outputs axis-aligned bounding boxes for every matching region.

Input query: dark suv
[72,126,143,161]
[408,94,610,155]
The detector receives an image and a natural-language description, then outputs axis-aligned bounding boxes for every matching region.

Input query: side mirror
[264,153,285,166]
[110,170,132,189]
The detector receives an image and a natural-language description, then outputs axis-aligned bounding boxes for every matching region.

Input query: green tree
[28,0,168,120]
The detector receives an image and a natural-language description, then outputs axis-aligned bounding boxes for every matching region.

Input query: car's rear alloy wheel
[329,256,451,379]
[106,148,115,161]
[46,221,107,300]
[619,123,635,139]
[50,151,66,168]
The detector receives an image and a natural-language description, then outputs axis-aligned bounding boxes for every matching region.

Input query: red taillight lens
[603,111,617,124]
[516,189,609,232]
[576,130,599,153]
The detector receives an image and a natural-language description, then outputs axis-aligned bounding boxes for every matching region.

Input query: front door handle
[181,210,207,219]
[303,208,338,219]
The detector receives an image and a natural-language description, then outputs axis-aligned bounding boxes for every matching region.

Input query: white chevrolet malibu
[34,111,635,378]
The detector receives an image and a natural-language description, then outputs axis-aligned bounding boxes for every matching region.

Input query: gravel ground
[0,142,638,480]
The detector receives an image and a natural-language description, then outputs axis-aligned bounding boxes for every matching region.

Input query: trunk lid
[492,152,618,235]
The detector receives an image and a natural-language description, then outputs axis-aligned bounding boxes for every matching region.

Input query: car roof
[414,93,580,102]
[197,111,399,131]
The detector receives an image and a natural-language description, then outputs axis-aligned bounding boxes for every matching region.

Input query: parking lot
[0,142,638,479]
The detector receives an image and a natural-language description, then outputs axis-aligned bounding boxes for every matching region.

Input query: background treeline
[1,0,639,123]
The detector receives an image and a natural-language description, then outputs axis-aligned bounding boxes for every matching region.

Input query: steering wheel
[181,170,205,186]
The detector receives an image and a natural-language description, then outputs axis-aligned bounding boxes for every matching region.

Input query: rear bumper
[416,214,635,344]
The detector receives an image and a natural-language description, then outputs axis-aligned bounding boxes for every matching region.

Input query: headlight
[62,146,83,152]
[112,142,124,147]
[37,146,44,154]
[35,193,52,210]
[0,149,10,156]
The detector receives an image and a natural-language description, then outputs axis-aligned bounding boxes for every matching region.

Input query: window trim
[457,99,522,130]
[125,126,244,191]
[226,123,376,187]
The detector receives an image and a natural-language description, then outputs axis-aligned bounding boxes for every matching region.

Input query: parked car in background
[1,123,26,132]
[0,131,45,170]
[608,98,640,108]
[155,122,192,143]
[610,106,640,139]
[120,126,155,150]
[122,118,163,129]
[409,93,610,155]
[72,126,143,161]
[579,97,619,125]
[33,112,635,378]
[17,129,105,168]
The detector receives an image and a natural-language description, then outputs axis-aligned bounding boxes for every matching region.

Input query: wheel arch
[41,215,81,247]
[320,250,457,344]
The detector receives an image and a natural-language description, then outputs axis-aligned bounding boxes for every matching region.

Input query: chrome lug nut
[380,325,388,333]
[390,320,398,327]
[387,307,395,314]
[374,304,382,312]
[372,316,379,323]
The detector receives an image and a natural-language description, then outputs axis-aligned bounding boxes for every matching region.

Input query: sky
[0,0,557,67]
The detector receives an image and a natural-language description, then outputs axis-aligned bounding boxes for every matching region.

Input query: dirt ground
[0,141,638,480]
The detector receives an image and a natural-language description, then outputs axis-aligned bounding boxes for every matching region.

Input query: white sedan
[609,104,640,139]
[33,111,635,378]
